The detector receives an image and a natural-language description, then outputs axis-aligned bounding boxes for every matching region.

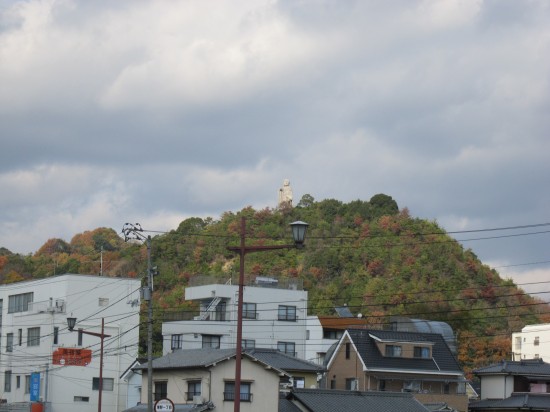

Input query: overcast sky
[1,0,549,296]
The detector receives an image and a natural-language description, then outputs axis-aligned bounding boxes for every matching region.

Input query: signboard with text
[154,398,174,411]
[52,348,92,366]
[30,372,40,402]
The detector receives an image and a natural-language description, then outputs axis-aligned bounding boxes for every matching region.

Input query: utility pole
[122,223,154,412]
[226,218,308,412]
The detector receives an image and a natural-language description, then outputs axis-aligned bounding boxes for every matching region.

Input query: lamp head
[67,316,77,331]
[289,221,308,248]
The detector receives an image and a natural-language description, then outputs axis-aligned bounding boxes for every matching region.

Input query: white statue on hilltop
[278,179,293,207]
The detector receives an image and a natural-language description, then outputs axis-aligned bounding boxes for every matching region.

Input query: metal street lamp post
[227,217,308,412]
[66,317,111,412]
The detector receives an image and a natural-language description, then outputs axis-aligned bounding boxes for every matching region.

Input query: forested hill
[1,193,548,377]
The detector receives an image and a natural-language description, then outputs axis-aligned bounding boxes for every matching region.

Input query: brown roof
[318,316,371,330]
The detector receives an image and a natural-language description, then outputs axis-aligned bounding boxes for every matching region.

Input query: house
[133,347,324,412]
[305,315,370,365]
[162,276,308,358]
[469,358,550,411]
[282,388,431,411]
[120,359,145,410]
[512,323,550,361]
[325,328,469,412]
[0,273,141,412]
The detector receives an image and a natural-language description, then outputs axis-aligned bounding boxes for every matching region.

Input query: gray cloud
[0,0,548,292]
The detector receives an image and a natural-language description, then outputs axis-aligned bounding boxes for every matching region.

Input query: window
[444,382,450,394]
[186,380,201,401]
[16,376,20,389]
[534,336,540,346]
[403,380,421,392]
[53,327,59,345]
[171,334,183,350]
[385,345,402,357]
[242,303,257,319]
[324,330,343,339]
[277,341,296,356]
[74,396,90,402]
[330,379,336,389]
[154,381,167,401]
[345,342,351,359]
[293,377,305,388]
[224,381,252,402]
[214,301,227,321]
[4,371,11,392]
[6,333,13,352]
[8,293,33,313]
[92,377,114,391]
[242,339,255,349]
[98,298,109,307]
[345,378,358,390]
[18,329,22,346]
[25,375,30,394]
[202,334,221,349]
[27,327,40,347]
[78,330,83,346]
[278,305,296,321]
[379,380,386,391]
[414,346,430,358]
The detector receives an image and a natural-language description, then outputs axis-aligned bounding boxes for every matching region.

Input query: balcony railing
[223,392,252,402]
[190,275,303,290]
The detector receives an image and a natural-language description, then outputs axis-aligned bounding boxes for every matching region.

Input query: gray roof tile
[136,348,324,375]
[474,358,550,376]
[286,388,431,412]
[245,348,324,373]
[348,329,463,374]
[469,393,550,410]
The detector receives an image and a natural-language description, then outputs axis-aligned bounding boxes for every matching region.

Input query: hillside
[1,193,548,377]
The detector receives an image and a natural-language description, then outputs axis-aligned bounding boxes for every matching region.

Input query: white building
[162,276,309,359]
[512,323,550,361]
[0,273,141,412]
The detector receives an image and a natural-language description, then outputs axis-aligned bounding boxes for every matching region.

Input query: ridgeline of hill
[1,193,548,377]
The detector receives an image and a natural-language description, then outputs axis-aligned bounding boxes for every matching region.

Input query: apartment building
[162,276,309,358]
[0,273,141,412]
[512,323,550,361]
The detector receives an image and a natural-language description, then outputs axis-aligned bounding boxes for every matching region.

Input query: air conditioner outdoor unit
[192,395,204,404]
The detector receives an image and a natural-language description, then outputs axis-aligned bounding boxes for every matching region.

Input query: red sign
[52,348,92,366]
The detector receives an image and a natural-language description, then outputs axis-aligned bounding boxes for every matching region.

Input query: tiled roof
[469,393,550,410]
[279,393,303,412]
[474,358,550,376]
[135,348,236,370]
[347,329,463,374]
[135,348,323,375]
[245,348,324,373]
[286,388,430,412]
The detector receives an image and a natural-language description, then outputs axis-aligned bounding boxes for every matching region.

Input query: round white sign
[154,398,174,411]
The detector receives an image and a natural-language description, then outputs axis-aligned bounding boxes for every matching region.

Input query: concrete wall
[479,374,513,400]
[0,274,141,412]
[512,324,550,361]
[141,357,281,412]
[163,284,309,358]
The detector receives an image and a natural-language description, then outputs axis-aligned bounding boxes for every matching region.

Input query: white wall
[512,324,550,361]
[141,356,281,412]
[0,274,141,412]
[163,284,308,358]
